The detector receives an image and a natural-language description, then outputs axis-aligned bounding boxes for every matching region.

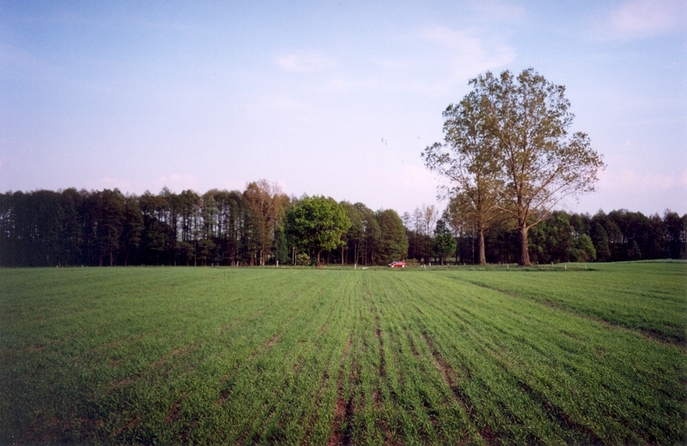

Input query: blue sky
[1,0,685,216]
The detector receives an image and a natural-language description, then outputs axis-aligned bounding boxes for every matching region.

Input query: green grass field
[1,262,686,444]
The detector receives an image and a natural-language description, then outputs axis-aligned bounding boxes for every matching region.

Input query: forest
[0,181,684,268]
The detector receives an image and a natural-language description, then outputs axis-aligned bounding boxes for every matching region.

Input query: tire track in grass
[478,340,597,444]
[415,277,579,443]
[373,277,428,444]
[463,279,684,345]
[300,358,333,445]
[215,330,284,406]
[516,381,603,443]
[384,275,466,443]
[231,326,314,444]
[421,332,490,445]
[404,277,537,443]
[299,310,343,444]
[435,274,679,443]
[216,307,300,405]
[162,392,199,443]
[370,305,396,445]
[248,286,344,445]
[404,327,420,358]
[327,332,355,446]
[109,415,139,441]
[106,343,197,393]
[372,309,387,379]
[417,273,633,443]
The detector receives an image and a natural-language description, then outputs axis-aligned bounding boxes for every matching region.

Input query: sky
[1,0,685,217]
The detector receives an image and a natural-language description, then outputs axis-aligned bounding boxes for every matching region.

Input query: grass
[0,262,685,444]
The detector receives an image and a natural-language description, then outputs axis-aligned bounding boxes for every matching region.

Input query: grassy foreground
[1,262,685,444]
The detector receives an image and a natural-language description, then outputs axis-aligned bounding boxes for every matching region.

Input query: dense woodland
[0,182,685,267]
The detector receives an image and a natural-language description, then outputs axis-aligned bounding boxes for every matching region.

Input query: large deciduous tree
[355,203,380,266]
[423,88,502,265]
[376,209,408,264]
[285,196,351,266]
[425,68,605,265]
[340,201,364,265]
[244,180,288,266]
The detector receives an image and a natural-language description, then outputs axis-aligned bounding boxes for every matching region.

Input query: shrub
[296,253,311,266]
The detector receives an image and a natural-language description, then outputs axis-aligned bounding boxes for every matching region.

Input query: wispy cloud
[600,167,687,193]
[416,25,516,91]
[608,0,687,39]
[276,52,337,73]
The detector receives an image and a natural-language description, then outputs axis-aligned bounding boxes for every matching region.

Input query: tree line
[1,182,684,268]
[0,181,406,267]
[406,204,686,265]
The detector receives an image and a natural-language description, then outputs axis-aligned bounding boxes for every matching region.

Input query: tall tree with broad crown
[423,89,502,265]
[426,68,605,265]
[285,196,351,266]
[376,209,408,264]
[244,180,288,266]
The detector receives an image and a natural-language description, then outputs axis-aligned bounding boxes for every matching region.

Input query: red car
[388,261,406,268]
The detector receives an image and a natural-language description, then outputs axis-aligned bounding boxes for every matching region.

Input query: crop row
[1,263,685,444]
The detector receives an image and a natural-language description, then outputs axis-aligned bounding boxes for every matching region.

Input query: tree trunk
[471,224,476,264]
[519,223,531,266]
[478,225,487,265]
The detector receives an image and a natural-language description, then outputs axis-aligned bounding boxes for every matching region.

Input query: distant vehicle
[388,261,406,268]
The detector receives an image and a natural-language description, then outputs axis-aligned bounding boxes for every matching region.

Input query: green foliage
[340,202,365,264]
[432,219,456,264]
[591,222,611,262]
[425,68,606,266]
[296,252,311,266]
[356,203,380,265]
[0,263,684,444]
[422,85,502,265]
[529,211,574,263]
[375,209,408,264]
[285,196,351,264]
[570,234,596,262]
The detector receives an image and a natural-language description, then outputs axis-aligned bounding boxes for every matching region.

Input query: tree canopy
[284,196,351,265]
[375,209,408,264]
[243,180,288,266]
[424,68,606,265]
